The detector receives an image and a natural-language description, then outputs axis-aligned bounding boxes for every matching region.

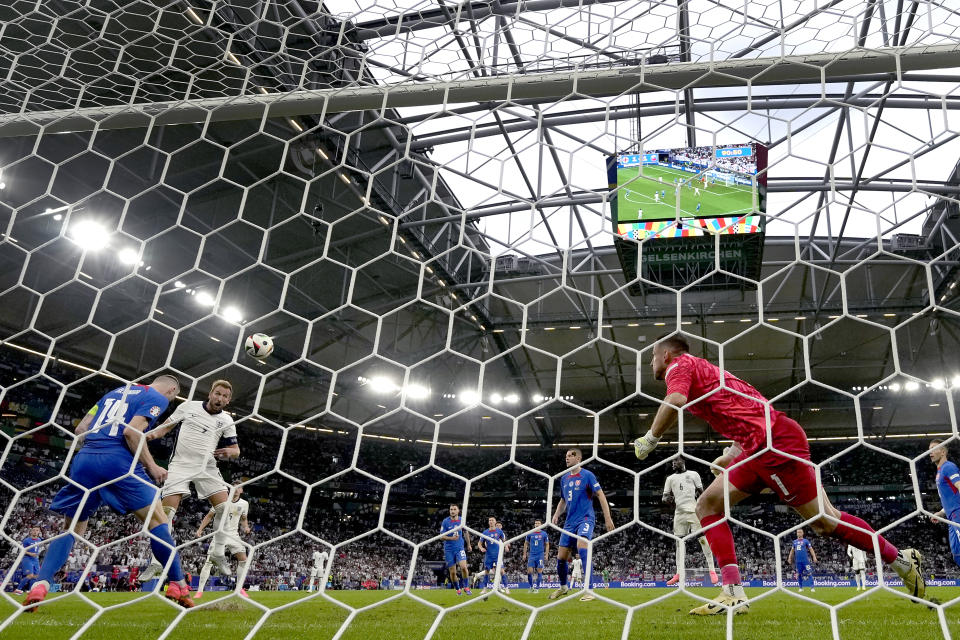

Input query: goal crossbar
[0,44,958,138]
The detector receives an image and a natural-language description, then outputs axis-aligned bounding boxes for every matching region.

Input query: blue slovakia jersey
[82,385,169,455]
[938,461,960,518]
[527,530,548,557]
[22,536,42,553]
[483,528,505,557]
[560,468,601,526]
[440,516,465,550]
[792,538,812,564]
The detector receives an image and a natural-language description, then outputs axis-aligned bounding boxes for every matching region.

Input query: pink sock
[720,564,742,586]
[701,514,740,584]
[832,512,898,564]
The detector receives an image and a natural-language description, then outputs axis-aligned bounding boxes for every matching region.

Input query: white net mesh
[1,0,960,638]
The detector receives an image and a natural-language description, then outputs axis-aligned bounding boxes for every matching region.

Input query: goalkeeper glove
[633,429,661,460]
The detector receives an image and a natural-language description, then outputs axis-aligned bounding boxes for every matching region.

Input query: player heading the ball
[549,448,614,602]
[634,334,925,615]
[140,380,240,583]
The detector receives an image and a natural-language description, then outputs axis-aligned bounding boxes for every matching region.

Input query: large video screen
[610,143,767,240]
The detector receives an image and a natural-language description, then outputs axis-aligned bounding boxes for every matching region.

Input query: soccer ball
[244,333,274,359]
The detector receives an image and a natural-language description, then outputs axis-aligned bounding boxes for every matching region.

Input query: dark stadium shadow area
[819,447,916,531]
[760,262,842,337]
[557,339,638,415]
[770,384,857,447]
[434,410,511,477]
[303,470,385,545]
[356,417,431,483]
[809,317,895,391]
[276,416,356,484]
[376,300,451,369]
[382,467,466,547]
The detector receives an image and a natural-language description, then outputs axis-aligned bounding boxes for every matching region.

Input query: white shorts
[211,533,246,557]
[310,567,323,578]
[853,561,866,571]
[161,461,229,500]
[673,511,701,537]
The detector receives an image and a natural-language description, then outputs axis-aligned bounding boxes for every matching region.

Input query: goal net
[0,1,959,639]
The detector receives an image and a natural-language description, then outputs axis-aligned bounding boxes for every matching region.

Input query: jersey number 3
[89,398,129,437]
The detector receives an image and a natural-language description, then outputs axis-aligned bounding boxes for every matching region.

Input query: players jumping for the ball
[929,439,960,568]
[663,458,718,586]
[524,520,549,593]
[23,376,195,610]
[550,448,615,602]
[634,334,925,615]
[440,503,473,595]
[140,380,240,583]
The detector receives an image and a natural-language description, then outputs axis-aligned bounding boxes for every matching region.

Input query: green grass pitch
[616,165,756,222]
[4,587,959,640]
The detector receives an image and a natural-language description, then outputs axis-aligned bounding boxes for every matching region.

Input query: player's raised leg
[688,475,752,615]
[791,488,924,599]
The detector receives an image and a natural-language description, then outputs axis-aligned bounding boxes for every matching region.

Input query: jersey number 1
[89,398,128,436]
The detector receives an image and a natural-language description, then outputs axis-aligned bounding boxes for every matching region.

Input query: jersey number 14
[89,398,129,437]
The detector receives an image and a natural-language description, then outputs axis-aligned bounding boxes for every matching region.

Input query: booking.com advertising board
[420,577,960,590]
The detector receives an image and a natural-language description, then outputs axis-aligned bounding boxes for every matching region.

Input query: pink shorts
[727,415,818,506]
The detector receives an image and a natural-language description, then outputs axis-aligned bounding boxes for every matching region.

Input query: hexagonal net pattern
[0,1,960,639]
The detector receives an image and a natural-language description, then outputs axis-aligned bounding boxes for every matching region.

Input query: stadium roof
[0,1,958,447]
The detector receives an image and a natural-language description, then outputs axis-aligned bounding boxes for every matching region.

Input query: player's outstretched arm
[808,545,817,564]
[464,530,472,553]
[932,508,947,522]
[144,420,178,441]
[74,409,95,436]
[196,508,215,537]
[124,416,167,484]
[241,514,251,535]
[788,547,795,565]
[522,539,528,561]
[595,489,615,531]
[635,393,686,460]
[551,498,566,525]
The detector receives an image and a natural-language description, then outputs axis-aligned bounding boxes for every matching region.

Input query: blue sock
[149,524,184,582]
[537,573,542,588]
[527,573,533,587]
[38,534,76,583]
[578,548,589,585]
[18,576,33,590]
[461,577,468,590]
[557,558,568,587]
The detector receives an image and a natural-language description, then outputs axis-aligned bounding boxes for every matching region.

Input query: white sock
[236,560,249,588]
[197,561,212,593]
[699,537,716,572]
[890,551,912,577]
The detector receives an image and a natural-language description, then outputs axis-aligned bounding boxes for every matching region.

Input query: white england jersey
[663,470,703,514]
[847,545,867,569]
[166,401,237,467]
[313,550,329,569]
[214,498,249,536]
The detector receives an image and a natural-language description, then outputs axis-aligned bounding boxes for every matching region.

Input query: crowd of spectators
[669,145,756,175]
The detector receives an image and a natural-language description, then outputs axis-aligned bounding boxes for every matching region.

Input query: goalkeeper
[633,334,925,615]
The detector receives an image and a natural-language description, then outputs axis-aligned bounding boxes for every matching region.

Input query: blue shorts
[483,556,499,570]
[796,562,810,578]
[558,520,594,548]
[21,558,40,575]
[948,520,960,566]
[49,451,159,521]
[527,556,544,570]
[444,546,466,568]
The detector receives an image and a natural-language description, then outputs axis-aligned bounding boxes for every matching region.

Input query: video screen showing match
[613,143,766,237]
